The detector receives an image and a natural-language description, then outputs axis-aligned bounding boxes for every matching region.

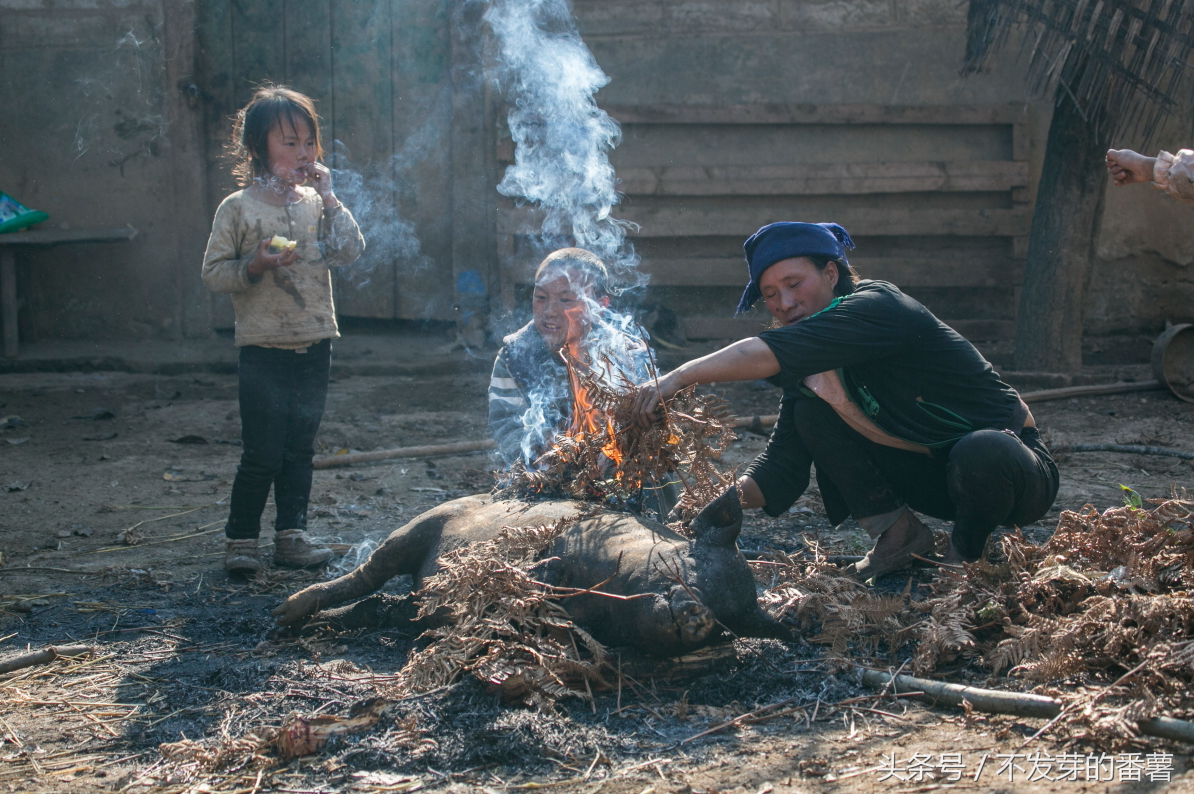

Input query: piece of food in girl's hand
[268,234,298,253]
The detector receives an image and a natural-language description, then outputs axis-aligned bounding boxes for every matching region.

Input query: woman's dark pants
[791,398,1058,559]
[224,340,331,540]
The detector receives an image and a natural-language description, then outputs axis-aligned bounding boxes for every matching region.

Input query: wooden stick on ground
[0,645,93,676]
[730,380,1167,435]
[1020,379,1164,403]
[313,439,496,469]
[0,567,99,576]
[1053,442,1194,461]
[858,668,1194,744]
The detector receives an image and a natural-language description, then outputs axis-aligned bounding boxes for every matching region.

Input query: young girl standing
[202,86,364,574]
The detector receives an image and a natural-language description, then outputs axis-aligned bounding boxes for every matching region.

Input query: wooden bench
[0,227,138,357]
[495,103,1030,342]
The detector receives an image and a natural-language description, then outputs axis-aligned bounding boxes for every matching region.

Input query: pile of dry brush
[394,514,616,710]
[360,360,741,711]
[495,352,736,522]
[762,495,1194,745]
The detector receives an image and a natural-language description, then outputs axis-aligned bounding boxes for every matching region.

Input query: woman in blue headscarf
[633,221,1058,579]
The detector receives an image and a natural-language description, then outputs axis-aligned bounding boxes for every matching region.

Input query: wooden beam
[601,104,1027,126]
[682,316,1014,341]
[683,317,770,340]
[616,161,1030,196]
[950,319,1016,340]
[509,256,1024,288]
[1013,119,1031,162]
[497,206,1030,238]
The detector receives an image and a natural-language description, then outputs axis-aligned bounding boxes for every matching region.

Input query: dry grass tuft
[754,495,1194,746]
[759,537,911,663]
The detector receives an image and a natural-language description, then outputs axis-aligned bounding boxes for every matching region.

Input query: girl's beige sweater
[201,187,364,347]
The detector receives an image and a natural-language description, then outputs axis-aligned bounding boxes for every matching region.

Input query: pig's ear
[691,486,743,549]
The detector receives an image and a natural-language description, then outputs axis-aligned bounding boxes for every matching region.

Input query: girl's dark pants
[791,398,1058,558]
[225,340,331,540]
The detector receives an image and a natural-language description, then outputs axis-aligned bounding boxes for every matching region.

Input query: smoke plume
[329,124,436,297]
[484,0,641,284]
[483,0,658,467]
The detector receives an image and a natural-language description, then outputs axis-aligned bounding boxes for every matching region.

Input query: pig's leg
[311,593,419,632]
[272,506,457,625]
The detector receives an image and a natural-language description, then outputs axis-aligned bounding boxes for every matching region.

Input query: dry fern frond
[495,349,735,522]
[759,536,912,660]
[909,497,1194,745]
[391,515,612,709]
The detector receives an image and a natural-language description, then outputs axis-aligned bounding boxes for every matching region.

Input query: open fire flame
[498,335,734,517]
[564,340,626,475]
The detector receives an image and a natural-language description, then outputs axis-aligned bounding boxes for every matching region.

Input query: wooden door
[195,0,456,327]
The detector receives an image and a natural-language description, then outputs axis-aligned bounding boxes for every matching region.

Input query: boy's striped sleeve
[488,351,528,464]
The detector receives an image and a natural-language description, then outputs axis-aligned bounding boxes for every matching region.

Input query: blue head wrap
[735,222,856,315]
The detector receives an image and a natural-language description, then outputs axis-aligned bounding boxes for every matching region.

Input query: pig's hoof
[271,586,327,626]
[673,600,715,646]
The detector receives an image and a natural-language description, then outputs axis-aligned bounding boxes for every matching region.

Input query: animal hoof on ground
[270,586,325,625]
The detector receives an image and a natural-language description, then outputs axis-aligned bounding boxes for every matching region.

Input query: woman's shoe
[225,538,262,574]
[851,511,936,581]
[273,529,335,568]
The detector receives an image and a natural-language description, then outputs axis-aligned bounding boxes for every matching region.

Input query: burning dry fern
[496,349,735,520]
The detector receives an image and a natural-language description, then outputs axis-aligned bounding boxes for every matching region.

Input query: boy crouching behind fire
[488,248,676,515]
[201,86,365,575]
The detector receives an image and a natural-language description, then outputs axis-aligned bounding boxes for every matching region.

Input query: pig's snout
[669,587,714,647]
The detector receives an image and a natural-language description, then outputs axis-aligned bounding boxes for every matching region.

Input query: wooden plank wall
[496,104,1030,342]
[194,0,455,327]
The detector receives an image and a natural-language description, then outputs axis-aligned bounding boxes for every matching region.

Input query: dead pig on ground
[272,488,788,656]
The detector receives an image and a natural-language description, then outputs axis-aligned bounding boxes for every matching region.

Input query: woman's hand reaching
[1106,148,1156,186]
[632,371,684,428]
[633,338,782,428]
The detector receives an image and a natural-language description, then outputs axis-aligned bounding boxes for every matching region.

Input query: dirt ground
[2,354,1194,793]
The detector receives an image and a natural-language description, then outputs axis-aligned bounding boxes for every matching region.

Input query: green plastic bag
[0,192,48,234]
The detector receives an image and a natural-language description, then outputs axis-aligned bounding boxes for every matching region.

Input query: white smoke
[329,123,437,297]
[484,0,655,468]
[327,535,379,580]
[484,0,642,282]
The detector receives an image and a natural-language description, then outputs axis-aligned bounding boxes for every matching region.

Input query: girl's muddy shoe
[273,529,335,568]
[225,539,262,575]
[851,511,936,581]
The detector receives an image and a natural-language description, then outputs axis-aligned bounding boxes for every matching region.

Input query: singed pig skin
[272,489,789,656]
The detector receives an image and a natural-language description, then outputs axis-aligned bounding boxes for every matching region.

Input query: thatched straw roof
[964,0,1194,143]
